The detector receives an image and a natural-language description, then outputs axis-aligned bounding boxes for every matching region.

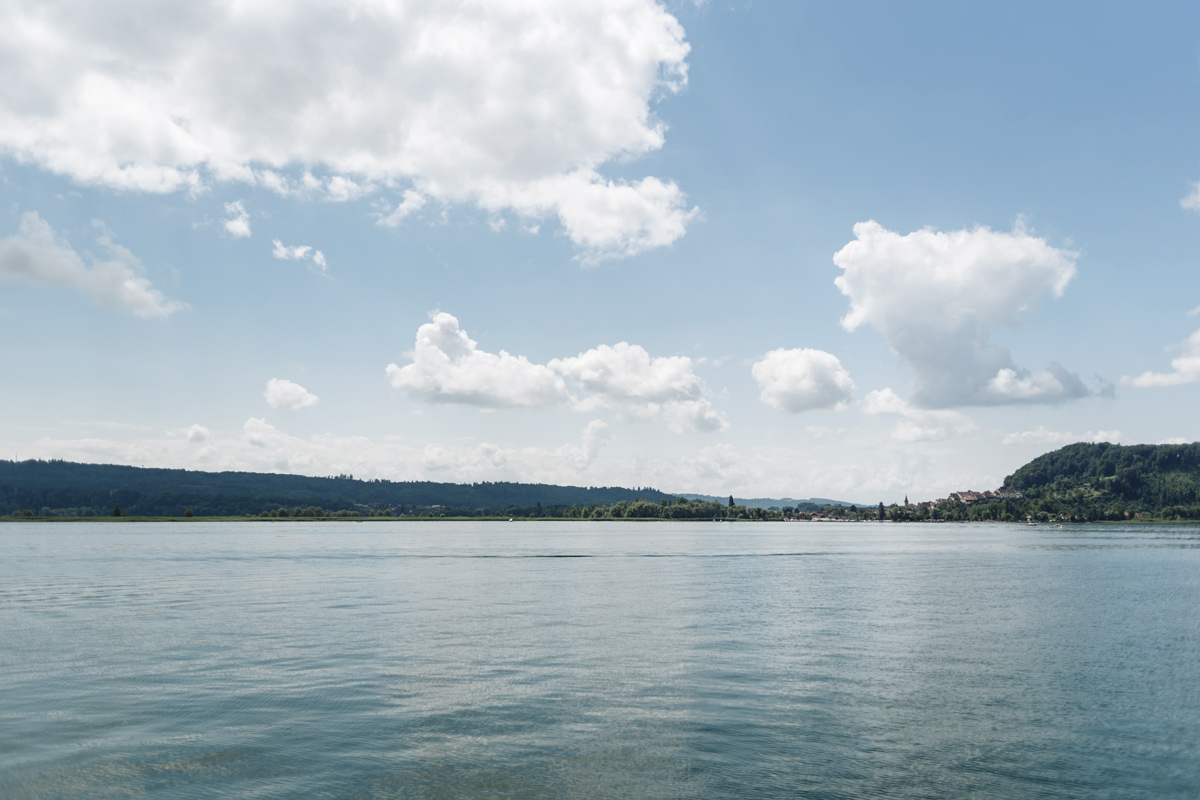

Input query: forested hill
[0,459,673,517]
[1004,442,1200,512]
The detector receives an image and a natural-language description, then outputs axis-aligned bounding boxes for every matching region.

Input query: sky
[3,0,1200,503]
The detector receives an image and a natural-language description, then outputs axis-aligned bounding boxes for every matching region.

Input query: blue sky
[3,0,1200,502]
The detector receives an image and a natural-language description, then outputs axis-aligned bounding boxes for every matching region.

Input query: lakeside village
[395,485,1041,522]
[384,486,1043,523]
[5,486,1040,521]
[792,488,1033,523]
[13,486,1035,522]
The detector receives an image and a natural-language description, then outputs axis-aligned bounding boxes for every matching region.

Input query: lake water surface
[2,520,1199,798]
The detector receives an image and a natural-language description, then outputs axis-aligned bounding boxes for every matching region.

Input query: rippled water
[2,521,1199,798]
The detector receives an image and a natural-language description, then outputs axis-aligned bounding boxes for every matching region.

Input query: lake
[2,520,1198,798]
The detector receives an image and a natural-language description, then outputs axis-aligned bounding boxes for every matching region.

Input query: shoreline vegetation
[5,442,1200,524]
[5,514,1198,524]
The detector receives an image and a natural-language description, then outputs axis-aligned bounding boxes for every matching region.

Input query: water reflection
[2,521,1198,798]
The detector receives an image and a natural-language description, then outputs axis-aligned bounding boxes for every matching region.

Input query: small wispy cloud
[1121,328,1200,388]
[223,200,251,238]
[271,239,327,274]
[1181,182,1200,212]
[376,190,427,228]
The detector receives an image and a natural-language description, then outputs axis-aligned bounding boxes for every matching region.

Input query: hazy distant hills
[681,495,861,510]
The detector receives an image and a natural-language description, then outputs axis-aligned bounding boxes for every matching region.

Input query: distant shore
[6,515,1198,525]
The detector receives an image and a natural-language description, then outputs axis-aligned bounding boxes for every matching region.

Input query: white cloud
[1121,328,1200,388]
[863,388,976,442]
[325,175,371,203]
[188,417,617,481]
[386,312,570,408]
[0,1,696,260]
[578,419,611,467]
[386,314,725,431]
[1001,426,1121,446]
[833,220,1085,407]
[543,419,612,471]
[0,211,185,317]
[499,171,700,263]
[550,342,727,432]
[243,417,278,448]
[376,190,427,228]
[186,424,210,443]
[223,200,250,238]
[414,419,613,478]
[752,348,855,413]
[271,239,327,274]
[271,240,311,261]
[987,366,1078,400]
[1181,182,1200,212]
[1160,437,1190,445]
[264,378,319,410]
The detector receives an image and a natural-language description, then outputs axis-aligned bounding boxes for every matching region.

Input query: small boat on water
[1025,518,1038,526]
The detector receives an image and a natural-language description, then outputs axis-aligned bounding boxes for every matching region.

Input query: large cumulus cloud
[386,312,571,408]
[751,348,855,413]
[387,312,725,432]
[0,0,697,260]
[834,220,1086,407]
[550,342,727,432]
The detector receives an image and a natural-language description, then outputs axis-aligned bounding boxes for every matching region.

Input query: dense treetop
[1004,442,1200,509]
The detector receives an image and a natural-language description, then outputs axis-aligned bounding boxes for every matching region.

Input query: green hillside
[1003,442,1200,520]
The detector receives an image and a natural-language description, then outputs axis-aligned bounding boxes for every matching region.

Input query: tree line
[8,444,1200,523]
[0,459,674,518]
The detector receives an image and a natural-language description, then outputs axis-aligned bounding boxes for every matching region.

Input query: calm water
[2,521,1199,799]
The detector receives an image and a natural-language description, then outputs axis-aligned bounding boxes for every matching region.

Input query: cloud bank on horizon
[0,0,697,261]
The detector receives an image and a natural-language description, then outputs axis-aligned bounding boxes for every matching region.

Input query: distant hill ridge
[0,459,676,517]
[682,494,861,510]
